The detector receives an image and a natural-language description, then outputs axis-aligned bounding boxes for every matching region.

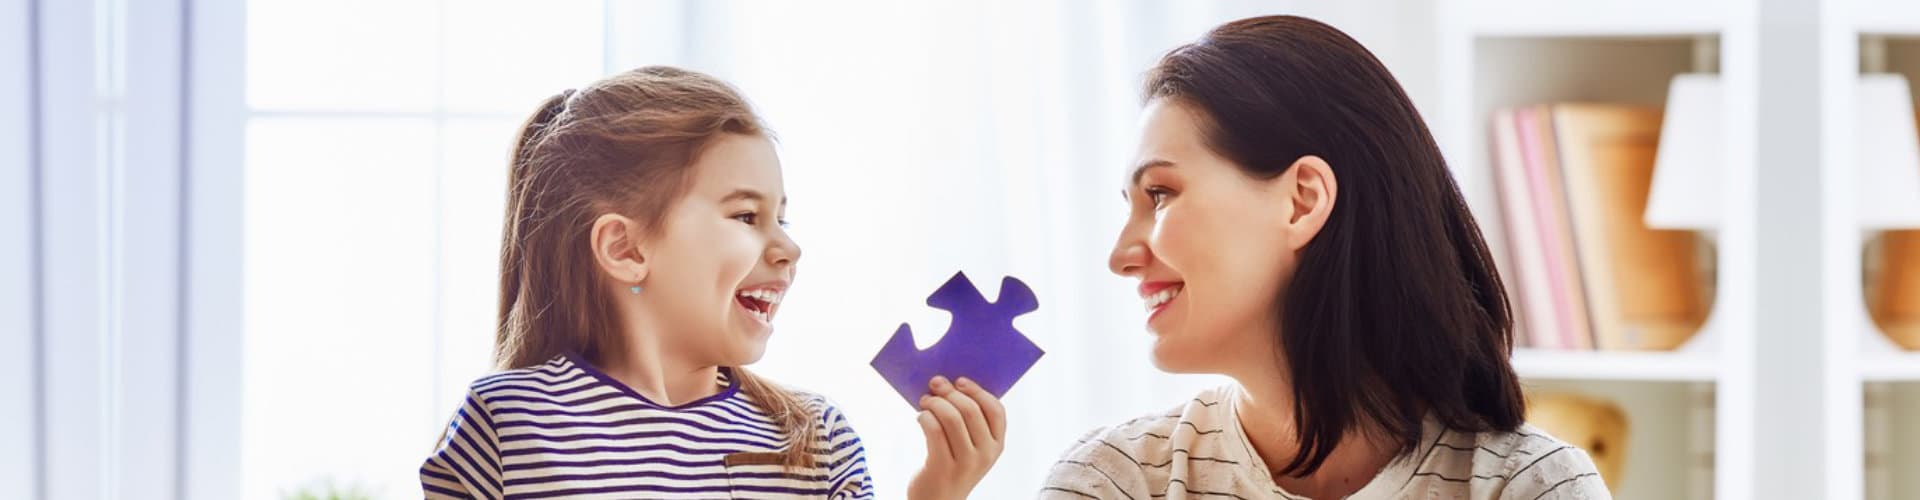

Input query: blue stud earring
[629,284,643,295]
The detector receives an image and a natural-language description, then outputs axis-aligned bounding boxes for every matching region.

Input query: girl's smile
[733,282,786,328]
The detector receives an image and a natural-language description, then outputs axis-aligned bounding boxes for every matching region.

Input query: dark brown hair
[1144,16,1524,476]
[496,66,818,467]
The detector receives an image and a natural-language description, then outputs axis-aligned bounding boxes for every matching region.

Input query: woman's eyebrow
[1129,159,1175,186]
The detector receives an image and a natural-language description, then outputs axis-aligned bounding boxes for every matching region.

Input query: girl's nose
[768,231,801,267]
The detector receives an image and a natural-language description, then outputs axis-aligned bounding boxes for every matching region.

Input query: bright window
[240,1,604,497]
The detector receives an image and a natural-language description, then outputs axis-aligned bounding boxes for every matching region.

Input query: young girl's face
[1108,99,1301,374]
[641,133,799,366]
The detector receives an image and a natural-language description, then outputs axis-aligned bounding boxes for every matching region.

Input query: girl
[421,66,1005,499]
[1041,16,1608,500]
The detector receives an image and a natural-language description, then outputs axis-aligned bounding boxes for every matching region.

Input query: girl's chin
[718,342,769,367]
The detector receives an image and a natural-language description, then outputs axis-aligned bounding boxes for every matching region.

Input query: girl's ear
[590,213,650,286]
[1273,155,1338,252]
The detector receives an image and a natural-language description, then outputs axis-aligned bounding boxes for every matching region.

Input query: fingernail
[956,377,975,389]
[932,376,950,388]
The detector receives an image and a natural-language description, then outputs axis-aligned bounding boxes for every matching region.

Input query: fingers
[916,408,951,466]
[953,377,1006,442]
[938,378,994,451]
[912,376,1006,500]
[920,384,973,459]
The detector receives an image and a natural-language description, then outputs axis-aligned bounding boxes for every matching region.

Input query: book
[1518,107,1594,350]
[1552,104,1708,350]
[1492,110,1559,349]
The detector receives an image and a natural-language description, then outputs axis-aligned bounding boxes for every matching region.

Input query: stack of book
[1490,104,1711,351]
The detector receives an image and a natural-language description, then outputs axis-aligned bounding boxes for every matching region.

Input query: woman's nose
[1109,236,1148,277]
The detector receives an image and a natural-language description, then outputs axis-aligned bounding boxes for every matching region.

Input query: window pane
[433,118,519,413]
[242,117,439,499]
[443,0,605,114]
[247,0,437,112]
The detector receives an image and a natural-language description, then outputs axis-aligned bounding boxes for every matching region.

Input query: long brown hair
[1145,16,1524,476]
[495,66,819,467]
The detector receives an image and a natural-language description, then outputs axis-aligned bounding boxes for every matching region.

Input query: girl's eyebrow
[721,188,788,206]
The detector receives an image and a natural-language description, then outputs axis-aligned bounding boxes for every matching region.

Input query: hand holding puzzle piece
[870,272,1045,407]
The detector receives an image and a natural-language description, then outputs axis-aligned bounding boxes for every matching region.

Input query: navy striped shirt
[421,354,873,499]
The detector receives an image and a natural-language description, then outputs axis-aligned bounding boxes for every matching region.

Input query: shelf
[1446,12,1757,499]
[1511,348,1720,382]
[1522,380,1713,498]
[1860,352,1920,381]
[1461,0,1733,37]
[1850,0,1920,35]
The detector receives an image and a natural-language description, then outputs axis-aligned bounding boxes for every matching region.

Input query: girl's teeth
[737,289,783,305]
[736,288,783,322]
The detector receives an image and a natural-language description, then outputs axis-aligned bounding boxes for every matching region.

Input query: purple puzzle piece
[870,272,1044,408]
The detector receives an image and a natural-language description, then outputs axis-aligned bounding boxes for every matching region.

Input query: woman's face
[1108,99,1334,374]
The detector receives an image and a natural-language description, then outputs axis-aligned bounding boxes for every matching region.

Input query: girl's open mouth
[735,287,782,324]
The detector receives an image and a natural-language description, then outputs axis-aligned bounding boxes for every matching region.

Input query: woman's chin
[1149,338,1203,374]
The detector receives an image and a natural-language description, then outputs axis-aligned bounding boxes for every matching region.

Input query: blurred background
[7,0,1920,499]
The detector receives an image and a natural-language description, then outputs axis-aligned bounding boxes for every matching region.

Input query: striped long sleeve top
[421,354,873,499]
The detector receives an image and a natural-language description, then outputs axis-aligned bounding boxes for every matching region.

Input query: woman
[1041,16,1608,500]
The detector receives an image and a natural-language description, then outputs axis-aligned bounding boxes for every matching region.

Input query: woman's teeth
[1145,285,1182,312]
[736,288,783,322]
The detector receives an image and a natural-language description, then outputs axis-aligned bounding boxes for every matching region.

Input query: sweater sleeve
[1497,445,1612,500]
[1040,426,1153,500]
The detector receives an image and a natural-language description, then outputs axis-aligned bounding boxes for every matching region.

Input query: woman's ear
[590,213,650,286]
[1278,155,1338,252]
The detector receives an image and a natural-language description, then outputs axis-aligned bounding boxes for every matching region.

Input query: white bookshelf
[1859,354,1920,382]
[1436,1,1758,497]
[1510,349,1720,382]
[1458,0,1733,37]
[1825,2,1920,499]
[1850,0,1920,35]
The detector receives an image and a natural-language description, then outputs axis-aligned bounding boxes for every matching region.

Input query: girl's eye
[776,218,791,229]
[732,212,758,225]
[1143,186,1173,208]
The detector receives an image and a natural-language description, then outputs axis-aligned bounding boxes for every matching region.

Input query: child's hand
[907,376,1005,500]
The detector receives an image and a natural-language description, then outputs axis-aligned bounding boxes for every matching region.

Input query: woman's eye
[1143,186,1173,208]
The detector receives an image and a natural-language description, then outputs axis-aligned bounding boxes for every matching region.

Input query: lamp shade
[1857,74,1920,232]
[1645,73,1723,231]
